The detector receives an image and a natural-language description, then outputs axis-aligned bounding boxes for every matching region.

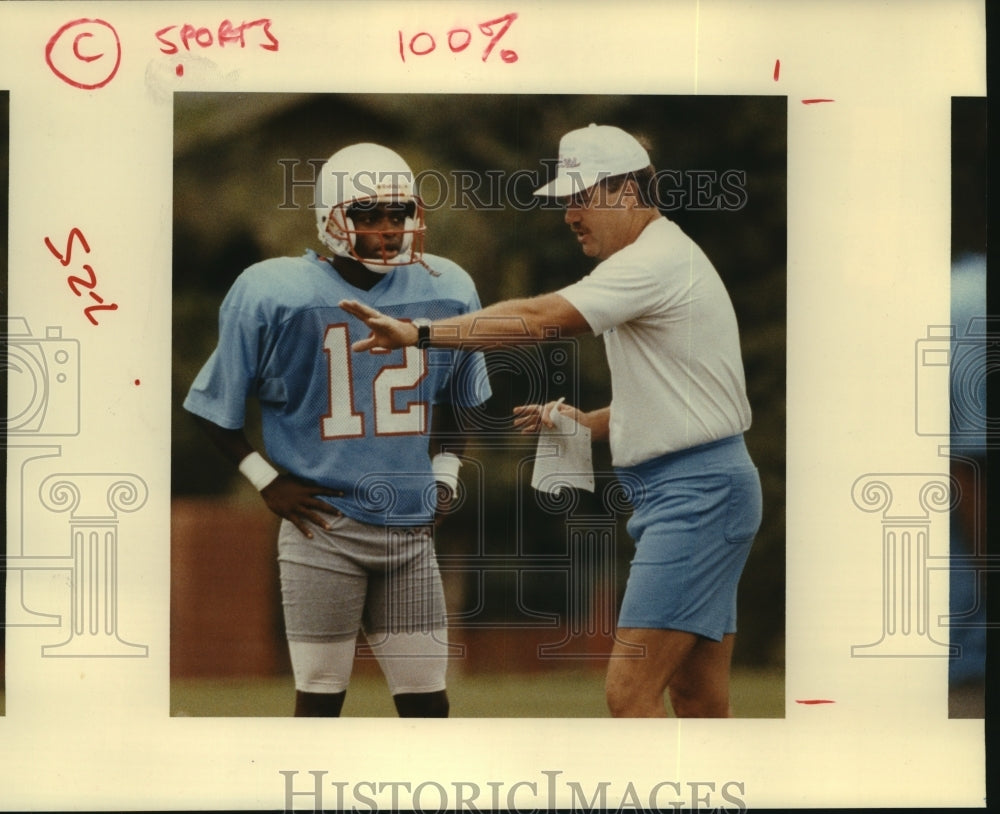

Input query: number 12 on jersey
[321,324,429,439]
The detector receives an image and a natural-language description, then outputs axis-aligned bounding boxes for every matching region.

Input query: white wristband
[238,451,280,491]
[431,452,462,492]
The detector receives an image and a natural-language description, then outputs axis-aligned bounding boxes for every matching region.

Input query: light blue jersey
[184,249,491,526]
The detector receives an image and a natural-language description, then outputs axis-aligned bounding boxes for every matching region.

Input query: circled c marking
[45,19,122,89]
[73,32,102,63]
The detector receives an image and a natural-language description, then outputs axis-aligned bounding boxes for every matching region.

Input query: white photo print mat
[0,1,987,811]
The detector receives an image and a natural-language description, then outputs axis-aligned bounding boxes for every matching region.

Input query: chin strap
[417,257,441,277]
[361,262,393,274]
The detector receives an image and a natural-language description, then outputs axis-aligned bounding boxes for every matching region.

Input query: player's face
[348,201,411,261]
[563,181,641,261]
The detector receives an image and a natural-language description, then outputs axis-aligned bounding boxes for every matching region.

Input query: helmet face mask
[316,144,426,272]
[329,197,425,271]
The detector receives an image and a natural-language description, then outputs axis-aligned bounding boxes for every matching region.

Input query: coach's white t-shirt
[558,216,752,467]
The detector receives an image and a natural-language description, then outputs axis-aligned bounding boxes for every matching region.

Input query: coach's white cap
[533,123,650,198]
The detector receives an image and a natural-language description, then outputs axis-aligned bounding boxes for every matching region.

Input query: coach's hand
[339,299,417,351]
[512,400,581,434]
[260,474,343,538]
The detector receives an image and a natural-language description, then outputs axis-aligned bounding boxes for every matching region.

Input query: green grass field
[170,667,785,718]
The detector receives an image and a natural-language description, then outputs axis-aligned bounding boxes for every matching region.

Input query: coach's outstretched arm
[191,415,343,538]
[339,293,591,352]
[339,296,611,442]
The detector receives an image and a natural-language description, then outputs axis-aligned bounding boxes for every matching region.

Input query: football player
[184,143,491,717]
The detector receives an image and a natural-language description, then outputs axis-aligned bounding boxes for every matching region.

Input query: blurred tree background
[171,93,787,669]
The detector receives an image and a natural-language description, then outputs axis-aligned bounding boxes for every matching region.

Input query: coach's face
[563,180,644,261]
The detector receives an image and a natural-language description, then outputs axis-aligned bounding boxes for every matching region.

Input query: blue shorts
[615,435,762,641]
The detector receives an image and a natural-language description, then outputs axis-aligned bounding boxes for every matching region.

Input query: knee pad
[367,630,449,695]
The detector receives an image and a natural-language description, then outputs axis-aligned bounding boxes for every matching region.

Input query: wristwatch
[413,318,432,349]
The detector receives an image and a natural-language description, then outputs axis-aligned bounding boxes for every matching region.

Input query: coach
[340,124,762,718]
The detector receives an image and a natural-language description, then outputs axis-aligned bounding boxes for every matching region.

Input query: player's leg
[363,526,450,717]
[666,633,737,717]
[287,638,356,717]
[392,690,449,717]
[278,518,369,717]
[369,631,451,718]
[294,692,347,717]
[604,627,698,717]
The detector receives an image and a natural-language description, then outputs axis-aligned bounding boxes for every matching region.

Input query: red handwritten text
[45,18,122,90]
[44,228,119,326]
[399,12,518,64]
[155,18,279,55]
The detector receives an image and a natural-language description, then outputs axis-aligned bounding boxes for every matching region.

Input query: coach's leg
[666,633,736,718]
[605,628,699,717]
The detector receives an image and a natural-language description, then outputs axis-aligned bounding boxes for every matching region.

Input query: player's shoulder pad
[238,253,310,275]
[224,255,317,310]
[234,254,315,286]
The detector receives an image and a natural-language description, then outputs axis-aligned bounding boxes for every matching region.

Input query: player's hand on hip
[512,399,578,434]
[433,483,456,527]
[339,299,418,351]
[260,474,343,538]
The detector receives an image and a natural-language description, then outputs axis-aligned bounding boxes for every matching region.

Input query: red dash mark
[796,699,836,705]
[175,63,184,77]
[773,60,833,104]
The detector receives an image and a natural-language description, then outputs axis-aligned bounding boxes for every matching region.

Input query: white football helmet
[315,143,426,272]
